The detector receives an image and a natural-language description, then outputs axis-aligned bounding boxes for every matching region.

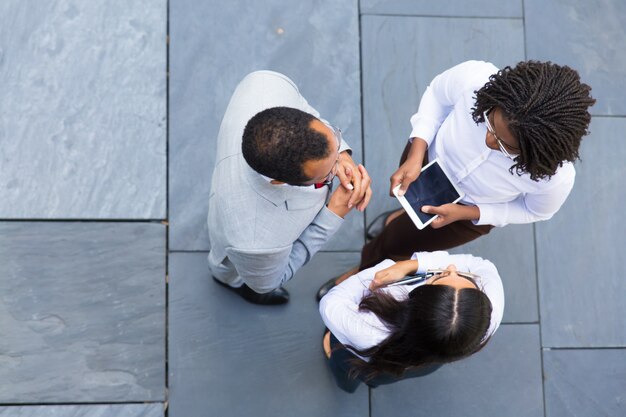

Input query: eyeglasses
[317,125,342,186]
[484,108,519,160]
[387,269,482,289]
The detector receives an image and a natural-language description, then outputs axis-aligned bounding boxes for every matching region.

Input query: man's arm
[225,178,363,293]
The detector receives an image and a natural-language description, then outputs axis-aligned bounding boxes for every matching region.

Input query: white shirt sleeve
[410,60,498,144]
[475,162,576,226]
[319,260,395,352]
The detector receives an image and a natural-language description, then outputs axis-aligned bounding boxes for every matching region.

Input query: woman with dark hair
[317,60,595,299]
[319,251,504,392]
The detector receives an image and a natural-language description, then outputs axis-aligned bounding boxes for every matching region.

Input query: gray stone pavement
[1,1,624,416]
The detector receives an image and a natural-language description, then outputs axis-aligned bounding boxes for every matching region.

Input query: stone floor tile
[544,349,626,417]
[169,0,363,251]
[0,222,165,402]
[536,117,626,347]
[168,252,366,417]
[525,0,626,115]
[371,324,543,417]
[0,1,166,219]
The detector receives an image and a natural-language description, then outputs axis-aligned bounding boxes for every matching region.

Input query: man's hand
[336,152,372,212]
[421,203,480,229]
[369,260,419,290]
[327,165,372,217]
[389,137,428,196]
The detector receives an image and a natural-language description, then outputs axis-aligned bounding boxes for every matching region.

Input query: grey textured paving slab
[536,117,626,348]
[168,252,366,417]
[525,0,626,115]
[169,0,363,251]
[0,223,165,402]
[371,325,543,417]
[361,0,522,17]
[451,224,538,323]
[543,349,626,417]
[361,15,524,224]
[0,404,163,417]
[0,1,166,219]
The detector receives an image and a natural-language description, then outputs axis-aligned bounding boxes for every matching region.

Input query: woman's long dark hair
[344,285,492,381]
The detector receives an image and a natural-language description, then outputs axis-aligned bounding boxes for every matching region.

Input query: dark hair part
[472,61,596,181]
[344,285,492,381]
[242,106,331,184]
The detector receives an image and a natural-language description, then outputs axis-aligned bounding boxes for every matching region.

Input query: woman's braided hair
[472,61,596,181]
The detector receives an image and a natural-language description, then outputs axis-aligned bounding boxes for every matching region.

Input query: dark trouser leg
[327,334,363,393]
[360,214,494,270]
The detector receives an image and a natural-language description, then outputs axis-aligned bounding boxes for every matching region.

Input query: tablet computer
[392,158,464,230]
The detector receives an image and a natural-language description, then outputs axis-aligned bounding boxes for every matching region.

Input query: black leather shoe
[366,209,400,241]
[213,277,289,305]
[316,277,339,302]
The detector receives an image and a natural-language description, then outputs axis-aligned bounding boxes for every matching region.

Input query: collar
[241,158,326,209]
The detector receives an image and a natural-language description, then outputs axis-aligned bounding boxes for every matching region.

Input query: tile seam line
[168,250,363,254]
[589,114,626,118]
[0,401,165,406]
[0,219,166,222]
[524,0,546,411]
[357,2,373,413]
[360,13,523,20]
[544,346,626,350]
[357,1,368,239]
[165,0,171,413]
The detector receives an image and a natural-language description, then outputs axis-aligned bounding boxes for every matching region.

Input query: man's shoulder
[241,70,301,93]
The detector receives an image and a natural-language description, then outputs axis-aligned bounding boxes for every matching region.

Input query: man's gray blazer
[207,71,351,293]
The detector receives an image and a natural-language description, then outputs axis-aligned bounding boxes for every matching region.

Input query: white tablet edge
[392,158,465,230]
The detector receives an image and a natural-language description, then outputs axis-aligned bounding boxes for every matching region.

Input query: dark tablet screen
[404,161,461,223]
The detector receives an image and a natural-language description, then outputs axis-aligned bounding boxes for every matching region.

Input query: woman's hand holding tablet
[392,159,465,230]
[421,203,481,229]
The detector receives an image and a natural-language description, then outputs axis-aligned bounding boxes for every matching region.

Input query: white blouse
[319,251,505,361]
[409,60,575,227]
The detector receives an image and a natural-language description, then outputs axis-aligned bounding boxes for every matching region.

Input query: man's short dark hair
[471,61,596,181]
[242,106,331,184]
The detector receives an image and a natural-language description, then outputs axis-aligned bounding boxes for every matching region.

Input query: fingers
[346,164,363,209]
[336,164,354,192]
[422,205,450,229]
[429,217,446,229]
[356,185,372,212]
[355,165,372,212]
[397,171,420,196]
[370,271,387,290]
[389,169,404,196]
[421,205,444,215]
[389,167,420,196]
[327,186,353,218]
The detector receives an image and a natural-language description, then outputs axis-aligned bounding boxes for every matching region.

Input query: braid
[472,61,596,181]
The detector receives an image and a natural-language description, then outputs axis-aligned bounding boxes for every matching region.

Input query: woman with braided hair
[317,60,595,299]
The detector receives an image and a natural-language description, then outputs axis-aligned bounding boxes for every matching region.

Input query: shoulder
[537,161,576,189]
[235,70,303,107]
[242,70,300,91]
[445,60,498,83]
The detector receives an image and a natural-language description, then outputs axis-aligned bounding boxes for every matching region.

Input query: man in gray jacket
[208,71,371,305]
